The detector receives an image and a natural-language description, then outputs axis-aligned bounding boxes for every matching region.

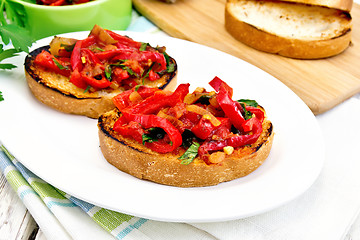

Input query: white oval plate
[0,32,324,222]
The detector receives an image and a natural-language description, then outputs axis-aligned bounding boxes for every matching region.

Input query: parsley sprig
[0,0,34,101]
[0,0,33,68]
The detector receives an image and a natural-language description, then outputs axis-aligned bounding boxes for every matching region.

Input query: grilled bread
[98,77,274,187]
[25,25,177,118]
[225,0,353,59]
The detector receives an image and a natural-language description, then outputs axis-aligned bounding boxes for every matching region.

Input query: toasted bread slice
[225,0,352,59]
[25,35,177,118]
[98,108,274,188]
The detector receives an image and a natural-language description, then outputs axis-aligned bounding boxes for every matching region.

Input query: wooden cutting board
[133,0,360,115]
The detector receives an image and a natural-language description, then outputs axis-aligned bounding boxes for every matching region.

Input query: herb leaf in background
[0,24,32,52]
[0,0,33,67]
[0,0,34,99]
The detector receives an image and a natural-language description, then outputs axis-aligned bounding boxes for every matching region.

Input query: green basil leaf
[142,134,157,145]
[237,99,258,107]
[178,142,200,165]
[142,127,165,145]
[239,102,253,120]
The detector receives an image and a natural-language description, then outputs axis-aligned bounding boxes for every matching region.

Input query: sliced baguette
[25,45,177,119]
[98,108,274,188]
[225,0,352,59]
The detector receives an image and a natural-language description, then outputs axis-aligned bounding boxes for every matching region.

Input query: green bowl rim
[8,0,126,10]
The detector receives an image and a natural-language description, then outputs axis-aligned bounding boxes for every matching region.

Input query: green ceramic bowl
[7,0,132,40]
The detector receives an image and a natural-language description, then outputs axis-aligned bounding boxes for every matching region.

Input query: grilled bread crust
[25,46,178,118]
[98,108,274,188]
[225,0,352,59]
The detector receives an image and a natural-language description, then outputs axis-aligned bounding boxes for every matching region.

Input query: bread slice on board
[225,0,353,59]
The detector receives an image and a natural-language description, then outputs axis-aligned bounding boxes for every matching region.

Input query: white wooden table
[0,172,46,240]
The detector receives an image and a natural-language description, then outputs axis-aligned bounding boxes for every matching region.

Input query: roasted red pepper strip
[81,48,102,65]
[96,49,167,72]
[70,36,96,71]
[216,83,245,130]
[81,74,111,89]
[113,117,144,143]
[123,83,189,115]
[191,117,230,140]
[69,68,87,89]
[105,30,142,49]
[112,86,160,110]
[34,50,71,77]
[121,114,182,153]
[210,76,245,130]
[198,117,262,158]
[209,76,233,97]
[246,106,265,123]
[70,39,83,72]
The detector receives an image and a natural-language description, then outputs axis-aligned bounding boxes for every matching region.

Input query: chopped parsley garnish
[105,65,112,80]
[83,85,91,93]
[178,142,200,165]
[139,42,148,51]
[52,58,69,70]
[134,85,141,91]
[94,47,105,52]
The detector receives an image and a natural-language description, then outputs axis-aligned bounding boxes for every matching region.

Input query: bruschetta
[98,76,274,187]
[25,25,177,118]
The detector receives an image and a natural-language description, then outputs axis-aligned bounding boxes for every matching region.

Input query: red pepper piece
[246,106,265,123]
[81,74,111,89]
[112,67,129,83]
[81,48,102,65]
[34,50,71,77]
[124,83,189,115]
[70,40,83,72]
[121,114,182,153]
[198,117,263,158]
[191,117,230,140]
[70,36,96,71]
[69,68,87,89]
[113,90,132,110]
[105,30,142,49]
[216,84,245,130]
[148,70,160,81]
[95,49,130,61]
[209,76,233,97]
[112,86,161,110]
[113,118,144,143]
[50,0,65,6]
